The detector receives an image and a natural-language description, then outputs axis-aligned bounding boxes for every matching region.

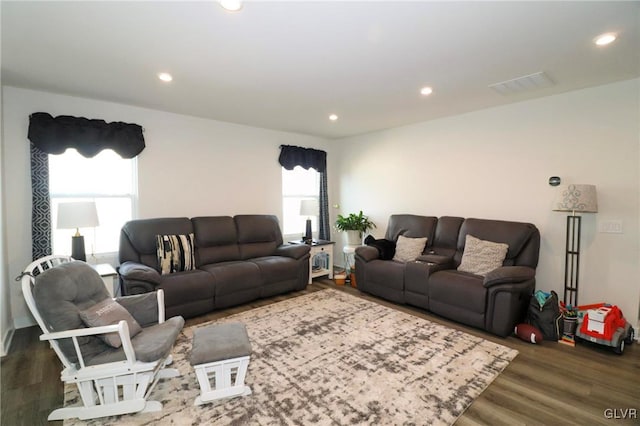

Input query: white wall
[1,84,15,356]
[2,86,330,330]
[332,78,640,327]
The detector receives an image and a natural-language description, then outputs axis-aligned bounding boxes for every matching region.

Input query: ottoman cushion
[190,322,251,366]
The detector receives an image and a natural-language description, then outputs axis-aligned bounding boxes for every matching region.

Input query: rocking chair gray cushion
[34,261,184,365]
[35,261,112,363]
[87,316,185,365]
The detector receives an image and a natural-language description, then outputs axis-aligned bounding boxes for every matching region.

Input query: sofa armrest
[415,254,454,267]
[275,244,311,259]
[483,266,536,288]
[119,261,161,285]
[116,292,161,327]
[355,245,380,263]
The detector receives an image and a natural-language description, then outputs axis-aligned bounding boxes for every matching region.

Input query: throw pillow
[364,235,396,260]
[156,233,196,275]
[79,299,142,348]
[458,234,509,276]
[392,235,428,262]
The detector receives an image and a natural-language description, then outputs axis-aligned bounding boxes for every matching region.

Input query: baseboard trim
[13,315,36,329]
[1,327,15,357]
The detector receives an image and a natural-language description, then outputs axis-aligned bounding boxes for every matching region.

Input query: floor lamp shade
[57,201,100,261]
[300,199,319,243]
[553,184,598,306]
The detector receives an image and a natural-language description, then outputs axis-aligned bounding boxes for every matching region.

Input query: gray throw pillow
[79,299,142,348]
[457,234,509,276]
[392,235,428,262]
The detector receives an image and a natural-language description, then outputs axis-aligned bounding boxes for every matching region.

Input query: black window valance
[278,145,326,173]
[28,112,145,159]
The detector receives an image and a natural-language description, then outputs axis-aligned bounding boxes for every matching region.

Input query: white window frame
[49,149,138,258]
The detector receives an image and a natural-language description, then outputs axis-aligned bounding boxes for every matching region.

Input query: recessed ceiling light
[594,33,617,46]
[329,114,338,121]
[420,86,433,96]
[219,0,243,12]
[158,72,173,82]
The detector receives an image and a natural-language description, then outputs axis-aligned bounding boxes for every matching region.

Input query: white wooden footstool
[190,322,252,406]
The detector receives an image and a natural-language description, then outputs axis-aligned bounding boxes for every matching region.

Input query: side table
[290,240,335,284]
[92,263,118,297]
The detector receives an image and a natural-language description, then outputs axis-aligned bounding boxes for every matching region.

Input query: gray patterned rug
[64,289,517,425]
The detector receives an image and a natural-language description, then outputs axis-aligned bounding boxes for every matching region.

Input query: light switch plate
[599,220,623,234]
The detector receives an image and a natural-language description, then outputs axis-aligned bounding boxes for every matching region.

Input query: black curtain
[27,112,145,260]
[279,145,330,241]
[28,112,145,158]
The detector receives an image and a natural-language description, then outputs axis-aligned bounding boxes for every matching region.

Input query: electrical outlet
[599,220,623,234]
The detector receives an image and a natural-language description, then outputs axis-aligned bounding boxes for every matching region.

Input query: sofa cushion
[201,261,263,308]
[429,270,487,314]
[156,233,196,274]
[192,216,241,264]
[455,218,538,267]
[120,217,193,268]
[157,269,215,309]
[392,235,428,262]
[457,235,508,276]
[235,215,283,259]
[79,298,142,348]
[385,214,437,243]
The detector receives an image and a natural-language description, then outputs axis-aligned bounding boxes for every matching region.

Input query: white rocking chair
[20,255,185,421]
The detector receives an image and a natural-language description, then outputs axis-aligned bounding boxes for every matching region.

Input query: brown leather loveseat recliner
[118,215,310,319]
[355,214,540,337]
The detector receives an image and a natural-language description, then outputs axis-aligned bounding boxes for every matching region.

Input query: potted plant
[335,211,376,246]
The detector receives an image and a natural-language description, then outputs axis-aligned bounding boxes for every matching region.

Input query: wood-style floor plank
[2,280,638,425]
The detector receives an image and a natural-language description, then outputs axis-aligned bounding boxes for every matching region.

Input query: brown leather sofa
[118,215,310,319]
[355,215,540,337]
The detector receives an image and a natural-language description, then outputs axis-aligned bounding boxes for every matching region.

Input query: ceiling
[2,1,639,139]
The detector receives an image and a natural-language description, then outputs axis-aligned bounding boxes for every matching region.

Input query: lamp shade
[553,184,598,213]
[57,201,100,230]
[300,199,319,216]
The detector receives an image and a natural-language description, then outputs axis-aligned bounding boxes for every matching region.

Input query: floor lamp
[553,184,598,307]
[57,201,100,261]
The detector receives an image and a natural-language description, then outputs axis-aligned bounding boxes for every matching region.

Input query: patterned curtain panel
[318,172,330,241]
[278,145,330,240]
[30,142,52,260]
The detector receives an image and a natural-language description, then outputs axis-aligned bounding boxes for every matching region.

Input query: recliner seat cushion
[429,270,487,314]
[87,315,185,365]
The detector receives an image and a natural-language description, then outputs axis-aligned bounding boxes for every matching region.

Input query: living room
[1,1,639,424]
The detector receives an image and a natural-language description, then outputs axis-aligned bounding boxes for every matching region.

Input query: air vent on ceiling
[489,71,555,95]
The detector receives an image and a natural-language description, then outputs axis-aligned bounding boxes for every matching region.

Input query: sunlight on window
[49,149,136,255]
[282,166,319,238]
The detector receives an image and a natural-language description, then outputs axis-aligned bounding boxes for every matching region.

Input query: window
[49,149,137,255]
[282,166,319,238]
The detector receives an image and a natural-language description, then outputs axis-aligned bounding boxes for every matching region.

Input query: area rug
[64,289,517,426]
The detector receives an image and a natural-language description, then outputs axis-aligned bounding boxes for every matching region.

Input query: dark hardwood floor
[2,280,639,425]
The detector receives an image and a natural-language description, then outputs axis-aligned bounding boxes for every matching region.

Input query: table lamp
[299,199,319,244]
[57,201,100,261]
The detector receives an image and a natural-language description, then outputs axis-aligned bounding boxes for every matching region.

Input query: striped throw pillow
[156,233,196,275]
